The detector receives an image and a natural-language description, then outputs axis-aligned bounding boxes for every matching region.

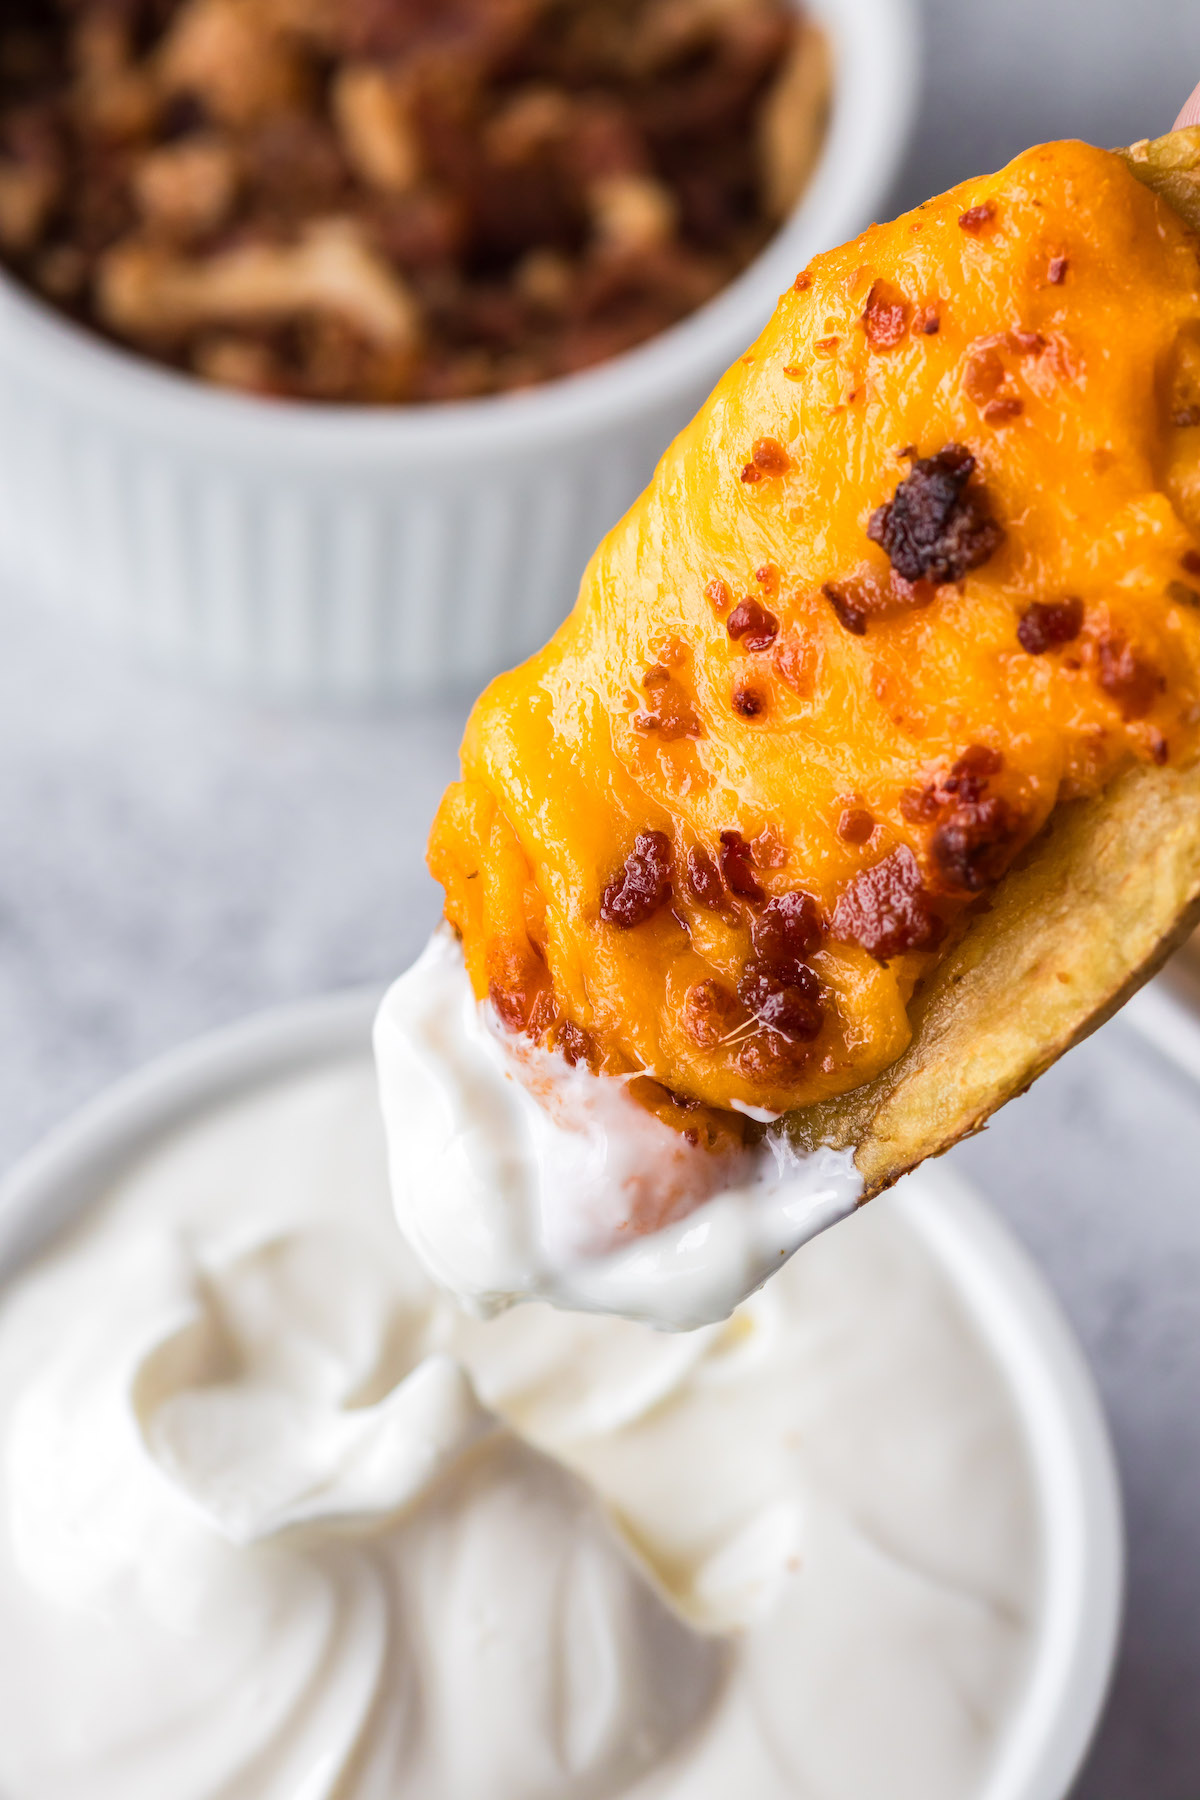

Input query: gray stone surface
[1,1,1200,1793]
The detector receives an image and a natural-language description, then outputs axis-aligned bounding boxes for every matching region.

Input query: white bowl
[0,0,917,703]
[0,987,1121,1799]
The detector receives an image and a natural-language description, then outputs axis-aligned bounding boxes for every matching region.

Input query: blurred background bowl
[0,0,916,705]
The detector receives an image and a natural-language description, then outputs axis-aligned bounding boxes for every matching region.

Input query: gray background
[2,1,1200,1793]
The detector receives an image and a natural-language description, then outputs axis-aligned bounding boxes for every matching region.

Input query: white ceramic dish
[0,0,917,704]
[0,987,1120,1800]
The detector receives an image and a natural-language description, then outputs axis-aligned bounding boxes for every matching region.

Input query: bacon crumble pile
[0,0,828,402]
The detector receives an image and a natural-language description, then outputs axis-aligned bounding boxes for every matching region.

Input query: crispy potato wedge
[789,758,1200,1191]
[779,126,1200,1195]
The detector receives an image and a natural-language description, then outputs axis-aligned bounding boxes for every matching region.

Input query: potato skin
[430,137,1200,1125]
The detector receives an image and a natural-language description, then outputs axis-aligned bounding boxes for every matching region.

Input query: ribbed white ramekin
[0,0,917,702]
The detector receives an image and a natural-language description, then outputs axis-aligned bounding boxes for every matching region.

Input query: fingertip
[1173,80,1200,129]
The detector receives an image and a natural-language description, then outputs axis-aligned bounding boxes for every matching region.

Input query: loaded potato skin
[430,139,1200,1125]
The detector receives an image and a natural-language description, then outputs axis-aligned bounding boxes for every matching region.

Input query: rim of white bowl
[0,982,1121,1800]
[0,0,919,466]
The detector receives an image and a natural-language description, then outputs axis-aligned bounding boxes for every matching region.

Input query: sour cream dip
[0,1051,1041,1800]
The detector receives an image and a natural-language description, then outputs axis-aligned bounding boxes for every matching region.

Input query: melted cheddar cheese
[429,140,1200,1127]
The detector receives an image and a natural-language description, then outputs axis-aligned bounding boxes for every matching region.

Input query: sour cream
[374,929,862,1329]
[0,1056,1037,1800]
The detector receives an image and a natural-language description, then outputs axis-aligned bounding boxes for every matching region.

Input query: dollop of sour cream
[0,1058,1037,1800]
[374,929,863,1329]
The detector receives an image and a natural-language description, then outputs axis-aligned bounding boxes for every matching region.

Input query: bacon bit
[1168,580,1200,609]
[685,843,725,910]
[867,444,1003,585]
[1017,597,1083,653]
[1182,549,1200,577]
[1010,329,1048,356]
[932,794,1022,893]
[903,745,1004,824]
[719,829,764,900]
[751,889,824,962]
[837,806,876,843]
[900,785,939,824]
[794,270,812,291]
[736,1027,813,1081]
[958,200,996,234]
[964,347,1006,404]
[653,634,689,668]
[634,672,703,741]
[913,304,940,334]
[814,335,840,355]
[862,278,910,350]
[983,396,1023,425]
[726,596,779,650]
[740,463,762,484]
[737,958,824,1040]
[896,443,918,459]
[755,564,778,591]
[706,577,732,616]
[555,1019,594,1067]
[831,846,944,959]
[1047,254,1069,284]
[600,830,673,927]
[950,744,1004,787]
[487,941,551,1034]
[783,363,803,379]
[750,435,790,475]
[823,581,867,635]
[683,978,745,1048]
[773,633,814,695]
[732,679,766,718]
[1096,634,1163,720]
[1151,731,1170,766]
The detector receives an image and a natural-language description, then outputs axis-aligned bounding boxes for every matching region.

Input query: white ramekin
[0,988,1121,1798]
[0,0,917,703]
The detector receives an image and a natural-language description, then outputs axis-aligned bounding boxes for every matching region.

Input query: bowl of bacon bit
[0,0,916,700]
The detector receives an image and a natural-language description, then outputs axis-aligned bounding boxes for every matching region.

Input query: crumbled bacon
[748,435,790,475]
[737,958,824,1039]
[732,679,766,718]
[706,577,732,615]
[685,843,726,910]
[634,670,703,740]
[1096,634,1163,720]
[931,794,1021,893]
[1017,597,1083,654]
[862,277,909,350]
[719,829,764,900]
[831,846,944,959]
[773,633,814,694]
[736,1026,813,1081]
[958,200,996,234]
[1047,254,1068,284]
[837,806,875,843]
[554,1019,595,1067]
[683,978,745,1048]
[600,829,673,927]
[867,444,1004,585]
[823,581,867,635]
[751,889,824,961]
[726,596,779,650]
